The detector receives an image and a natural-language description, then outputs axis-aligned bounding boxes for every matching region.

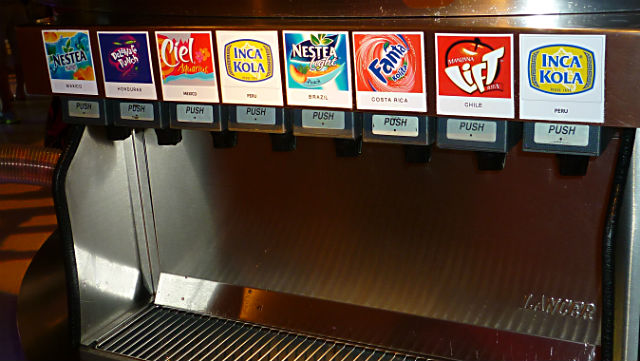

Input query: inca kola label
[519,34,606,123]
[224,40,273,82]
[528,45,595,95]
[215,31,283,106]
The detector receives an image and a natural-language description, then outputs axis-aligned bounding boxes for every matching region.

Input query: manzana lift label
[216,31,284,106]
[283,31,352,109]
[98,31,157,100]
[352,32,426,112]
[435,33,514,118]
[42,30,98,95]
[155,31,219,103]
[520,34,606,123]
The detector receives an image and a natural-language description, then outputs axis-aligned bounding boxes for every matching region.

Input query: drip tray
[94,305,438,361]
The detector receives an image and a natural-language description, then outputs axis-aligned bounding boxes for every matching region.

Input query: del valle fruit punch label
[97,31,157,100]
[216,30,283,106]
[155,31,219,103]
[520,34,606,123]
[42,30,98,95]
[283,31,352,109]
[353,32,426,112]
[435,33,514,118]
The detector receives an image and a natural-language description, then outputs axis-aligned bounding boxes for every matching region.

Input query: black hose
[602,128,636,361]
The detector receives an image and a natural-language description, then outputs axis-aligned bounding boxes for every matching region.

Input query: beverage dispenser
[15,0,640,360]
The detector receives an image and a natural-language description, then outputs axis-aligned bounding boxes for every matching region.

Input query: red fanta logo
[437,36,512,99]
[354,33,423,93]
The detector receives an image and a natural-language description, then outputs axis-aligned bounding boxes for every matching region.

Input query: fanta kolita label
[353,32,426,112]
[519,34,605,123]
[216,31,283,106]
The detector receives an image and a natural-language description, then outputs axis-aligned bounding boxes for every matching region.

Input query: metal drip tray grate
[96,305,434,361]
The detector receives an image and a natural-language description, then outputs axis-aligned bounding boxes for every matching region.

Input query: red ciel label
[437,35,512,99]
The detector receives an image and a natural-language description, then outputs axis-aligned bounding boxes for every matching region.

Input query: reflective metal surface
[94,305,445,361]
[39,0,640,18]
[149,272,599,360]
[614,129,640,361]
[66,127,150,344]
[144,129,618,349]
[17,231,74,361]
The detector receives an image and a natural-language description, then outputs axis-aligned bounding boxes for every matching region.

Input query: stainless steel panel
[145,129,618,347]
[94,305,444,361]
[150,275,599,360]
[41,0,640,18]
[66,126,150,344]
[614,129,640,361]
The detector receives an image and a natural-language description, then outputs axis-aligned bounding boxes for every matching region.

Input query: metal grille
[96,305,435,361]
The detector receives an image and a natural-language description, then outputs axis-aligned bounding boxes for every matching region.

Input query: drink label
[283,31,352,109]
[446,119,497,142]
[119,102,154,121]
[519,34,606,123]
[371,115,419,137]
[435,33,514,118]
[236,106,276,125]
[98,31,157,100]
[353,32,426,112]
[155,31,219,103]
[68,100,100,118]
[176,104,214,123]
[42,30,98,95]
[533,123,590,146]
[301,110,345,129]
[216,31,283,106]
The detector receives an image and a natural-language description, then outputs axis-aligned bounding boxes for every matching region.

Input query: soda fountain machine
[14,0,640,360]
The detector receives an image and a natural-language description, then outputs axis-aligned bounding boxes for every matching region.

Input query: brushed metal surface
[94,304,446,361]
[614,129,640,361]
[17,231,73,361]
[66,127,151,344]
[144,128,618,348]
[150,273,599,360]
[38,0,640,18]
